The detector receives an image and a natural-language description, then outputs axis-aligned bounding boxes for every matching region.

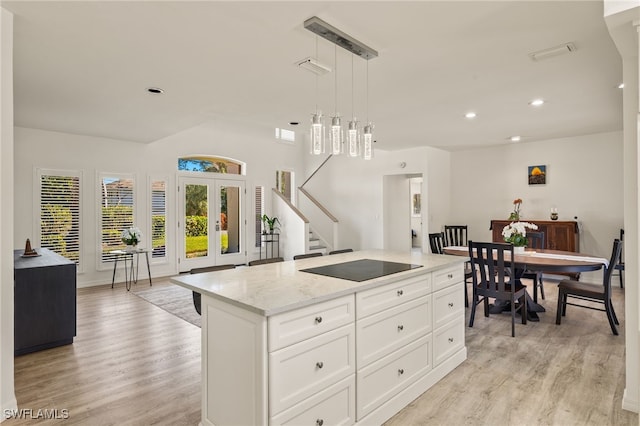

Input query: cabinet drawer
[356,334,432,419]
[268,295,355,351]
[269,324,355,416]
[270,375,355,426]
[356,295,431,368]
[356,274,431,319]
[433,284,465,330]
[432,264,464,292]
[433,318,465,366]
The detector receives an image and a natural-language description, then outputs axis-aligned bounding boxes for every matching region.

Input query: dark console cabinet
[14,248,76,355]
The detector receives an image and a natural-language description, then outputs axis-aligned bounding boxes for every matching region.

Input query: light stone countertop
[170,250,465,316]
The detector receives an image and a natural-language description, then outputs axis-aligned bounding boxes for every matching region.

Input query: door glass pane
[185,183,208,258]
[220,185,240,255]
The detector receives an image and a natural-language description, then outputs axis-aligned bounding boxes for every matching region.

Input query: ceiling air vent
[528,42,576,61]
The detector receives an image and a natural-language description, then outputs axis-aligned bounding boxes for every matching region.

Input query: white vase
[125,244,137,253]
[513,246,525,255]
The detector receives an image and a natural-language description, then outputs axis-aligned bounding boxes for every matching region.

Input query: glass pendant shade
[330,116,343,155]
[310,112,325,155]
[363,123,373,160]
[347,120,360,157]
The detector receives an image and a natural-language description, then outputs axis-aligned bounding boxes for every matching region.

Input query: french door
[178,176,246,272]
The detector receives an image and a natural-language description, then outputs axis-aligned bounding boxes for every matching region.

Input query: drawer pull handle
[448,337,454,343]
[448,302,454,308]
[316,420,324,426]
[447,273,453,279]
[397,325,404,331]
[397,289,404,296]
[398,368,404,375]
[316,361,324,369]
[315,316,323,324]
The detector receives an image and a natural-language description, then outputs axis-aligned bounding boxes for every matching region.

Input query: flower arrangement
[502,221,538,247]
[121,226,142,246]
[509,198,522,221]
[261,214,280,234]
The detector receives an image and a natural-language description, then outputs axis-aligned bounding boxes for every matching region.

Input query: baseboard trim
[622,388,639,413]
[1,395,18,422]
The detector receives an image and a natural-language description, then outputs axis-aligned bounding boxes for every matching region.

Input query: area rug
[132,282,201,328]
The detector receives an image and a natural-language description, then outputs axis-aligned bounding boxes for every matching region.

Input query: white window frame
[34,168,83,273]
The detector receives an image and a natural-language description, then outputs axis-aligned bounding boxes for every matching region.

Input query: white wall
[0,7,17,421]
[302,145,451,253]
[13,120,304,287]
[450,131,623,283]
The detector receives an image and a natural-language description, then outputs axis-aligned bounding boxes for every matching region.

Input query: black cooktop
[300,258,422,282]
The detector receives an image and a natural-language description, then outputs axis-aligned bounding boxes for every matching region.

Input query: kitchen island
[171,250,467,425]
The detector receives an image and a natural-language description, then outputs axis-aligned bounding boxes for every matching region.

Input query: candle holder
[550,208,558,221]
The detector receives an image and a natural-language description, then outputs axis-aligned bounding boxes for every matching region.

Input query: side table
[110,249,152,291]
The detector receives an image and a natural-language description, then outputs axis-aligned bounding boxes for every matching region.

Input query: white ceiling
[2,0,622,152]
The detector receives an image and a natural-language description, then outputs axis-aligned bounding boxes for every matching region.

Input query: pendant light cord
[366,59,369,123]
[334,44,338,116]
[315,35,319,114]
[351,54,355,120]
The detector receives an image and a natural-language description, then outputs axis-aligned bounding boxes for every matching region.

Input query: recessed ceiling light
[510,136,521,142]
[529,99,544,107]
[618,83,625,89]
[289,121,299,126]
[465,112,477,119]
[146,87,164,94]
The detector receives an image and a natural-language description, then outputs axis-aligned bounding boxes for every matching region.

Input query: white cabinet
[194,257,467,426]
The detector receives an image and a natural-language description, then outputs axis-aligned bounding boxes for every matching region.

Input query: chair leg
[619,268,624,288]
[561,293,568,316]
[511,298,516,337]
[533,275,538,304]
[520,294,527,325]
[483,297,490,317]
[464,279,469,308]
[605,301,619,335]
[538,273,545,300]
[556,289,564,325]
[609,300,619,325]
[468,291,477,328]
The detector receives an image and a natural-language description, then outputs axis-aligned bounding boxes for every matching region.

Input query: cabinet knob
[397,325,404,331]
[397,289,404,296]
[316,420,324,426]
[448,337,454,343]
[447,273,453,279]
[316,361,324,369]
[448,302,454,308]
[398,368,404,375]
[315,316,323,324]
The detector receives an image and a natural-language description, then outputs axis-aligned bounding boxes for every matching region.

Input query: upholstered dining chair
[293,252,323,260]
[430,231,470,307]
[523,231,545,303]
[328,248,354,255]
[248,257,284,266]
[556,239,622,335]
[190,264,236,315]
[468,241,527,337]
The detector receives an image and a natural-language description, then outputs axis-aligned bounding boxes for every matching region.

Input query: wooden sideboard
[490,219,579,252]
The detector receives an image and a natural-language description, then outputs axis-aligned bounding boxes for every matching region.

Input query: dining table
[443,245,609,319]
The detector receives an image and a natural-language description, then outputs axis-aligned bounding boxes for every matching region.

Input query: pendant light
[310,35,325,155]
[363,57,374,160]
[330,44,343,155]
[347,54,361,157]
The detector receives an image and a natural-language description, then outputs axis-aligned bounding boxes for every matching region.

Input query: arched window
[178,155,245,175]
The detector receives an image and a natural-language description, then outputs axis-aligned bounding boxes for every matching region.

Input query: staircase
[308,230,327,255]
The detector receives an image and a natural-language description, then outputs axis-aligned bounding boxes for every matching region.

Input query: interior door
[178,176,246,272]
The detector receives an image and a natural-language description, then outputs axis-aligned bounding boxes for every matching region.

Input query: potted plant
[261,214,280,234]
[502,221,538,254]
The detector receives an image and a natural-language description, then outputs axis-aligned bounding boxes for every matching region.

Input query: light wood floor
[5,276,638,425]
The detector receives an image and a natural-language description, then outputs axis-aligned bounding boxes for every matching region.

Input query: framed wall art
[528,165,546,185]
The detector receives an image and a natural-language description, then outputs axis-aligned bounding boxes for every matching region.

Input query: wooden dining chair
[556,239,622,335]
[430,231,470,307]
[524,231,545,303]
[293,252,323,260]
[444,225,468,247]
[189,264,236,315]
[614,228,624,288]
[468,241,527,337]
[428,232,446,254]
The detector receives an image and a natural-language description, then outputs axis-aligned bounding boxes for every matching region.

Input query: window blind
[255,186,264,247]
[40,174,81,265]
[151,180,167,258]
